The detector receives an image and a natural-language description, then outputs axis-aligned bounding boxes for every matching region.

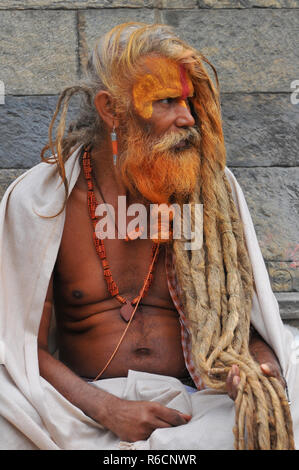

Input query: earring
[111,124,118,166]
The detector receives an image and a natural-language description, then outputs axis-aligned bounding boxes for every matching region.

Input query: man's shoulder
[224,166,240,195]
[4,160,59,205]
[1,146,82,220]
[224,166,236,181]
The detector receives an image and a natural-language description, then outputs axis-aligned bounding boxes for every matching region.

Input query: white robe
[0,145,298,450]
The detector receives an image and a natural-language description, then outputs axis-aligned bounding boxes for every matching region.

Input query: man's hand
[97,395,192,442]
[226,331,285,401]
[226,364,241,401]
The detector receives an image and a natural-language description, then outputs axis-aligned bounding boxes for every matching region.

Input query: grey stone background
[0,0,298,324]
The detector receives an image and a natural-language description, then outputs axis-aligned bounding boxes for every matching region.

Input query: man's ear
[94,91,119,129]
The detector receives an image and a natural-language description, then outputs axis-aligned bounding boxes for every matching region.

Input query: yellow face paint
[132,57,194,119]
[178,99,188,109]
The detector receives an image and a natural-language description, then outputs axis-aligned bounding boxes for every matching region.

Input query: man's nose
[175,101,195,128]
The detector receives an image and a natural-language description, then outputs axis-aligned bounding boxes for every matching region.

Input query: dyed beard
[118,119,201,205]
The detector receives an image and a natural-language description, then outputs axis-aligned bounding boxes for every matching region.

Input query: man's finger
[226,369,233,393]
[260,362,279,378]
[152,418,173,430]
[226,365,239,400]
[233,375,240,388]
[260,363,272,375]
[260,362,286,388]
[180,412,192,422]
[154,405,191,427]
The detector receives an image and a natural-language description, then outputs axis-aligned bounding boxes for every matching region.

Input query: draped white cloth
[0,145,298,450]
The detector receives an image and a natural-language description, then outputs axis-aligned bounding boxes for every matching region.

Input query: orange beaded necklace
[82,146,160,324]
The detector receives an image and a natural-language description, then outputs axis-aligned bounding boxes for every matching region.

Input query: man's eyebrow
[156,95,177,101]
[151,91,180,101]
[153,93,194,103]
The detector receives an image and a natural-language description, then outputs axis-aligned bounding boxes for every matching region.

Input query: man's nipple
[72,290,84,299]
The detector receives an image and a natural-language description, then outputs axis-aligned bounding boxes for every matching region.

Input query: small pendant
[120,301,135,322]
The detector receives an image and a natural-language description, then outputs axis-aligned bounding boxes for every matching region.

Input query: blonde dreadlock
[42,22,295,449]
[173,169,294,449]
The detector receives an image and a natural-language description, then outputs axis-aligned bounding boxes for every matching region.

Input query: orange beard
[118,119,201,206]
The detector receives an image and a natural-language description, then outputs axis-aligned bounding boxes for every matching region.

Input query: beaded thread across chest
[82,146,160,323]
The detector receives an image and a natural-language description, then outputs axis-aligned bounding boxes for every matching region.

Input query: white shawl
[0,146,298,450]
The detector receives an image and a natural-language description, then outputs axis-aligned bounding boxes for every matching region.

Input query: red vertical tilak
[179,64,190,100]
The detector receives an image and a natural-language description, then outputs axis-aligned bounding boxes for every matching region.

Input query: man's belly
[56,304,188,380]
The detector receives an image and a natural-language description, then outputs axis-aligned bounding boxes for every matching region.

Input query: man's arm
[226,327,285,400]
[38,273,191,442]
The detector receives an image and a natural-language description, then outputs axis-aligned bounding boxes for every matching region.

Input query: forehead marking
[132,59,193,119]
[179,64,190,100]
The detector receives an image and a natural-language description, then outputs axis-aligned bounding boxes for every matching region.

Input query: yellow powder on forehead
[132,57,194,119]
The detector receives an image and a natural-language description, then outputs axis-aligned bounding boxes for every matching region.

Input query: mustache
[151,126,201,153]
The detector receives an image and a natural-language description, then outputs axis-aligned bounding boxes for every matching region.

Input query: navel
[134,347,151,356]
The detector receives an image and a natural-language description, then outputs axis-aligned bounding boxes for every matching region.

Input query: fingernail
[261,363,271,374]
[233,376,240,387]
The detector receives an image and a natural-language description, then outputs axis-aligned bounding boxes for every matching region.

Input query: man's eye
[158,98,174,105]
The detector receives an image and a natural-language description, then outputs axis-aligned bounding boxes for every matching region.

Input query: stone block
[275,292,299,323]
[79,8,155,63]
[0,11,78,95]
[267,261,299,292]
[230,167,299,262]
[0,1,155,8]
[222,93,299,167]
[1,0,297,8]
[283,318,299,328]
[197,0,299,7]
[162,9,299,92]
[155,0,197,7]
[0,95,80,168]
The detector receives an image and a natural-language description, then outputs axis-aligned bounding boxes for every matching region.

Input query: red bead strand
[82,146,160,322]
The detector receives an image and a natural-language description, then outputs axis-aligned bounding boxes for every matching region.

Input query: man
[0,22,298,450]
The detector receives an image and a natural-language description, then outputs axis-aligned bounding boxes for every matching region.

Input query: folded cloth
[0,367,236,450]
[115,370,236,450]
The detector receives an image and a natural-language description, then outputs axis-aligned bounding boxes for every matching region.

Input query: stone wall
[0,0,298,323]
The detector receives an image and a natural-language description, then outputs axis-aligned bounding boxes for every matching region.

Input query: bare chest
[53,184,174,313]
[52,183,187,379]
